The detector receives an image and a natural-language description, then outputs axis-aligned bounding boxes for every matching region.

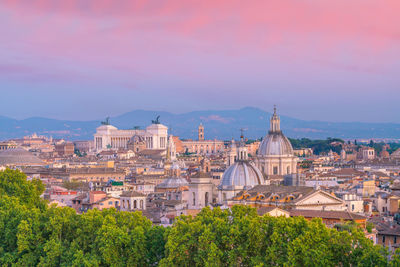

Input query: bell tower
[198,123,204,141]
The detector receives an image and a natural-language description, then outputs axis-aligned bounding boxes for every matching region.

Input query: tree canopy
[0,169,398,266]
[288,138,344,155]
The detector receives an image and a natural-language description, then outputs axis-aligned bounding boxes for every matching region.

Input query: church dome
[0,147,44,166]
[257,106,294,156]
[258,133,293,156]
[219,161,264,190]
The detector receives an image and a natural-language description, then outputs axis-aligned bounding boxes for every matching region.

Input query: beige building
[181,124,225,155]
[55,142,74,156]
[0,141,17,150]
[188,172,215,209]
[360,147,375,160]
[120,191,147,211]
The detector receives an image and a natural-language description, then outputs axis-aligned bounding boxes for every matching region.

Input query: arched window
[134,200,137,209]
[205,192,209,206]
[192,192,196,206]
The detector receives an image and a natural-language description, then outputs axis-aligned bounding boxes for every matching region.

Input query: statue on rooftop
[101,117,110,125]
[152,115,160,124]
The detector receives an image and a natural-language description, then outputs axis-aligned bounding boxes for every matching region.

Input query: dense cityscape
[1,107,400,265]
[1,1,399,266]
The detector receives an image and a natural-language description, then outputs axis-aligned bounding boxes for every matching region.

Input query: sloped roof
[156,176,188,189]
[120,191,146,197]
[290,209,366,220]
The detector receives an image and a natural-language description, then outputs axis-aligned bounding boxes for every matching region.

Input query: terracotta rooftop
[329,168,365,177]
[120,191,146,198]
[290,209,366,221]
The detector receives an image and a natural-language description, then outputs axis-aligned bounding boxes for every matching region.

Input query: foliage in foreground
[0,169,399,266]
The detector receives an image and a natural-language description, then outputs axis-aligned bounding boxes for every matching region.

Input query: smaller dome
[156,176,188,189]
[258,133,293,156]
[219,161,264,190]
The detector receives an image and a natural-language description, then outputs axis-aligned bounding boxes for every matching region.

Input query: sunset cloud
[0,1,399,121]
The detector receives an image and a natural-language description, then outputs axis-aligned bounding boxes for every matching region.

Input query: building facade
[181,124,225,155]
[94,121,168,152]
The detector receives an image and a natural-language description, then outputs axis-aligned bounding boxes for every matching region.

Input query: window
[140,200,143,209]
[134,200,137,209]
[205,192,209,207]
[108,201,113,205]
[383,236,386,244]
[395,236,397,244]
[192,192,196,206]
[352,204,354,211]
[273,166,278,175]
[287,166,290,174]
[223,193,227,201]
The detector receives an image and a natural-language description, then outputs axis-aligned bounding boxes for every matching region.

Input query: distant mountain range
[1,107,400,141]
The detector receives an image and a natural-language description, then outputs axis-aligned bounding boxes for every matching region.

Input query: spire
[270,105,281,133]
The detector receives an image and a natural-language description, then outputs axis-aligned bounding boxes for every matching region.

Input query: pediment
[296,191,344,206]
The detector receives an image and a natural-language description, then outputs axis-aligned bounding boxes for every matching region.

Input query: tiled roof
[290,209,366,220]
[329,168,365,177]
[257,207,288,216]
[234,185,316,203]
[120,191,146,197]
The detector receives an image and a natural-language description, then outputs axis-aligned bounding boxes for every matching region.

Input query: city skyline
[1,1,399,122]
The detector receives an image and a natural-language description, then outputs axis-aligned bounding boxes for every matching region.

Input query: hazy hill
[1,107,399,141]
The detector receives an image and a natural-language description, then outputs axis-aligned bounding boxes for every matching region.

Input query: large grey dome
[258,132,293,156]
[219,161,264,190]
[0,147,44,166]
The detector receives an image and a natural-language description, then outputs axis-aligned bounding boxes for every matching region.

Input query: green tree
[0,169,45,208]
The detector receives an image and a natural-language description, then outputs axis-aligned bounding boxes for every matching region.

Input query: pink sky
[0,0,399,121]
